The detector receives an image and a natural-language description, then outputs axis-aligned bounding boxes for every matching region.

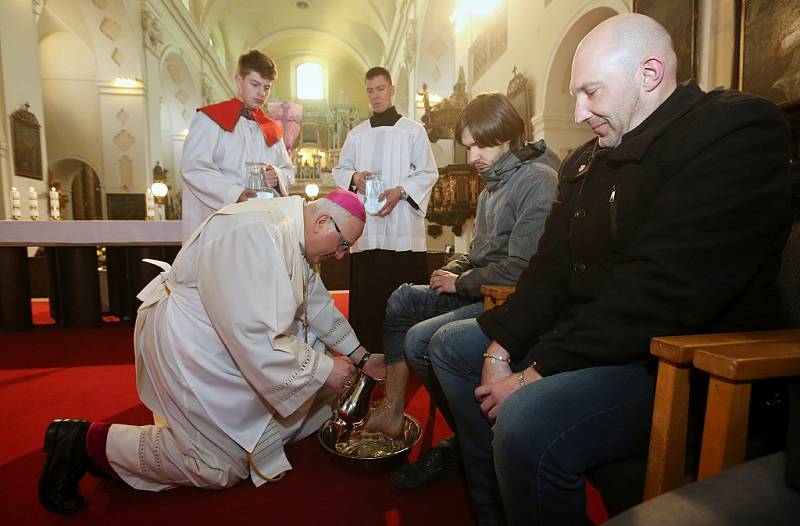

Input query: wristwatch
[356,352,371,370]
[398,186,408,201]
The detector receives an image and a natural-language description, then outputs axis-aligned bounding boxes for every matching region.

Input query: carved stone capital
[201,74,213,106]
[142,5,164,53]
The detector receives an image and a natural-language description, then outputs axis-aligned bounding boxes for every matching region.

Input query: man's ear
[313,213,330,233]
[641,56,665,92]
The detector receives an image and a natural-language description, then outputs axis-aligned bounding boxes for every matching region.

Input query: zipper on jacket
[609,185,618,243]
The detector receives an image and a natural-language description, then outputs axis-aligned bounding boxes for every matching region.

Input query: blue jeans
[428,319,656,526]
[383,284,483,429]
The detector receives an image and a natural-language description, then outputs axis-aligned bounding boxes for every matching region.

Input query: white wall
[0,0,50,218]
[39,32,102,173]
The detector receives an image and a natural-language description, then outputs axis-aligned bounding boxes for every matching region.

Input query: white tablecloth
[0,220,183,246]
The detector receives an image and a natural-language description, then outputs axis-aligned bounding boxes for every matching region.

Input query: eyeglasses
[330,217,352,250]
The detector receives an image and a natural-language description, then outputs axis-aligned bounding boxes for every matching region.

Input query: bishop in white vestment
[38,191,383,514]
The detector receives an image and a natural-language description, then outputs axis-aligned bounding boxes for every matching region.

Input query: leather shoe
[38,419,92,514]
[391,436,462,490]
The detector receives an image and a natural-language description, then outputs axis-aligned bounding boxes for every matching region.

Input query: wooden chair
[605,343,800,525]
[691,340,800,480]
[480,284,515,310]
[643,330,800,499]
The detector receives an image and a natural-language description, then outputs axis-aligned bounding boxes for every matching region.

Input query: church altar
[0,220,183,331]
[0,219,182,246]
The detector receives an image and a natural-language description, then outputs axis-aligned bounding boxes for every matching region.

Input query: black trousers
[348,249,429,353]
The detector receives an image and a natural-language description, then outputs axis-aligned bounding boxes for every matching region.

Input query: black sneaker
[391,436,462,490]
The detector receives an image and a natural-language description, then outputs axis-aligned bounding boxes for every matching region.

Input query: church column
[171,131,187,196]
[142,2,165,184]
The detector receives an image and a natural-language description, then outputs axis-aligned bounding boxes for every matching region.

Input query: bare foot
[365,401,405,437]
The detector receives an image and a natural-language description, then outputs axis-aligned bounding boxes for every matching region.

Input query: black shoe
[38,419,92,514]
[391,436,462,490]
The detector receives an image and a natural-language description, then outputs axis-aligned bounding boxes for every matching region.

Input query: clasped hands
[429,269,458,295]
[475,342,542,423]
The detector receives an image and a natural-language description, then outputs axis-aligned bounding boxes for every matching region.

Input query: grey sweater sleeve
[441,253,474,275]
[454,168,558,298]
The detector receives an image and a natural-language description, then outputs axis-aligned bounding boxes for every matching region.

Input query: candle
[11,186,22,220]
[145,189,155,220]
[28,187,39,220]
[49,187,60,220]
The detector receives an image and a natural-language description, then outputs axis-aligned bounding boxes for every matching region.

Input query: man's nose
[574,99,591,124]
[468,147,480,163]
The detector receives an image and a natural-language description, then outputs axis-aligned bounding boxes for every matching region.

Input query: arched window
[297,62,324,100]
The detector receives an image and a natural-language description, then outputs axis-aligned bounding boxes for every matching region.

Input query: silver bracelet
[482,352,510,364]
[519,362,541,387]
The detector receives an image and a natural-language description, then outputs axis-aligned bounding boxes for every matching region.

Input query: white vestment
[111,197,358,489]
[332,117,438,253]
[180,111,295,241]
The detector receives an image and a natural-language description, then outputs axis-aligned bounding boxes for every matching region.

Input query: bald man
[413,13,791,525]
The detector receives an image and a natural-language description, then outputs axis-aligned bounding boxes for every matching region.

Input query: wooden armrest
[481,285,516,310]
[651,329,800,365]
[692,341,800,381]
[643,329,800,500]
[693,341,800,480]
[480,284,515,300]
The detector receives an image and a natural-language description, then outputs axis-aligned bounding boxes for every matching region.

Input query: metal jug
[334,369,378,428]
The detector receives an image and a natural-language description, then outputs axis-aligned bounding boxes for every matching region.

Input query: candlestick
[145,189,155,221]
[49,187,61,220]
[11,186,22,220]
[28,187,39,220]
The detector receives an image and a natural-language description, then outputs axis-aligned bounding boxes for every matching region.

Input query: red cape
[198,98,283,147]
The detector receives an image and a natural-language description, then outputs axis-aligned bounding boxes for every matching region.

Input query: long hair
[454,92,525,149]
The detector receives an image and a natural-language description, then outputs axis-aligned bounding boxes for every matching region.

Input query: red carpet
[0,299,608,525]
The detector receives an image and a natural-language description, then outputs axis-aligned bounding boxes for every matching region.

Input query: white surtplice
[180,111,295,240]
[108,197,358,490]
[332,117,438,253]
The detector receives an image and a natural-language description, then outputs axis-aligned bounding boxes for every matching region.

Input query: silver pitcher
[333,369,378,432]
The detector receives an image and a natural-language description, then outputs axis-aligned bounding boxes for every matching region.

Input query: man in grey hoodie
[364,92,560,488]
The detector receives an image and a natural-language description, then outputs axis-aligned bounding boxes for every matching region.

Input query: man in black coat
[422,13,792,526]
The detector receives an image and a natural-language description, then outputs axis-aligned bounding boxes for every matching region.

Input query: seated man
[38,190,386,515]
[422,13,792,526]
[367,93,560,486]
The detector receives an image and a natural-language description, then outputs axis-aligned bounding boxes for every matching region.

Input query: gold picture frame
[737,0,800,105]
[507,66,532,142]
[633,0,698,83]
[10,103,43,180]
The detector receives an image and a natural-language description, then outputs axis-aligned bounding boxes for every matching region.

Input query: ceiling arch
[252,28,374,74]
[192,0,395,76]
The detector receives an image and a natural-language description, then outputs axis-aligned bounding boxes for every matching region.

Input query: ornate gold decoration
[422,67,468,142]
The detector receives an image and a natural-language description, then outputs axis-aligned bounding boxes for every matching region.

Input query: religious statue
[418,83,431,114]
[422,67,469,142]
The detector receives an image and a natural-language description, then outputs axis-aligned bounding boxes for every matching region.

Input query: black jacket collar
[607,80,704,163]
